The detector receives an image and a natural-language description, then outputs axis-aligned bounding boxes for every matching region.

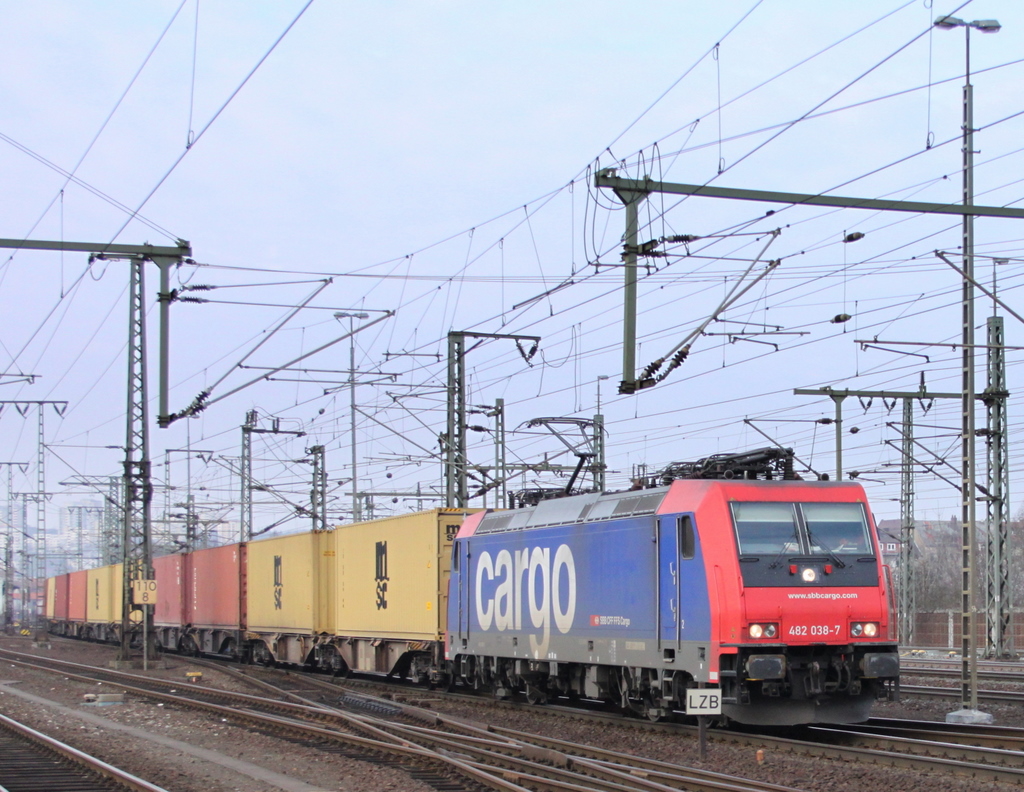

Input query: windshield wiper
[805,528,846,569]
[767,532,801,569]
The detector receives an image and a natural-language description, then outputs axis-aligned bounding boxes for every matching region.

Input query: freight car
[446,465,899,725]
[47,509,470,682]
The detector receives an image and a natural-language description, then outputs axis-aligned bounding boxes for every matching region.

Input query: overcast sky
[2,0,1023,551]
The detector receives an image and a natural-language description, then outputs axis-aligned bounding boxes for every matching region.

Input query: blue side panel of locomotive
[449,512,711,662]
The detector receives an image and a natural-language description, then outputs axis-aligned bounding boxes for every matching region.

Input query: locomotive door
[457,540,470,638]
[658,516,681,650]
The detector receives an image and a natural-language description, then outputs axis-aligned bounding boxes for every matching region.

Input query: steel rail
[902,663,1024,681]
[810,723,1024,767]
[197,652,1024,786]
[850,719,1024,750]
[8,647,801,792]
[0,711,169,792]
[0,648,531,792]
[899,683,1024,703]
[19,644,1024,789]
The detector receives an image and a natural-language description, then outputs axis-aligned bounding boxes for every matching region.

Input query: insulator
[843,232,865,243]
[830,313,852,324]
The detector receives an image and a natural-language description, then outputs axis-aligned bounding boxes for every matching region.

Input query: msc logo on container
[273,555,283,610]
[474,544,576,657]
[375,541,389,610]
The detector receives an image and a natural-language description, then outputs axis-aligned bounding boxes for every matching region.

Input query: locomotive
[46,448,899,726]
[448,450,899,725]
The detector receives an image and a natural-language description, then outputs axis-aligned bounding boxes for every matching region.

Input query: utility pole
[308,445,327,533]
[445,331,539,507]
[0,237,192,663]
[0,462,27,633]
[608,182,648,394]
[492,399,507,508]
[240,410,305,542]
[899,398,916,645]
[0,402,67,626]
[122,255,155,664]
[934,12,1002,721]
[333,312,370,521]
[983,303,1010,658]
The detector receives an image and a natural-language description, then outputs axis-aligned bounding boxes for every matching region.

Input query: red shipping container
[68,570,88,622]
[188,544,242,629]
[153,554,185,628]
[54,574,70,620]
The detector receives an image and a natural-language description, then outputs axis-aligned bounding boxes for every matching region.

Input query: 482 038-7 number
[788,624,840,637]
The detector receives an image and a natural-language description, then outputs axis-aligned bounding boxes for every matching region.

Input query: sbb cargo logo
[475,544,576,658]
[590,614,631,627]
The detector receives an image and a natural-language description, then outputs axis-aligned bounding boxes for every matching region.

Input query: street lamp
[334,312,370,522]
[934,12,1000,725]
[596,375,611,415]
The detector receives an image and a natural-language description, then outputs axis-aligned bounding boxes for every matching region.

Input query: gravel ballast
[1,633,1021,792]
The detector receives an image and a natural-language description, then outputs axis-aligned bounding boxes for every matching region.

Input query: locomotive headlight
[748,623,778,639]
[850,622,879,638]
[801,567,817,583]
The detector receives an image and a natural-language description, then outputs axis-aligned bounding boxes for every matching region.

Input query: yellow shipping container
[86,564,123,623]
[331,509,469,640]
[45,577,56,619]
[315,530,335,634]
[246,531,318,633]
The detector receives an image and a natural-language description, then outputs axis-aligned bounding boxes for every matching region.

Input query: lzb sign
[132,579,158,605]
[686,688,722,715]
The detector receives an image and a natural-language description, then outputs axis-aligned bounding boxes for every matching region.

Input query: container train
[45,449,899,725]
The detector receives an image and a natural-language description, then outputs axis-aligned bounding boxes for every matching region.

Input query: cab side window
[679,515,695,560]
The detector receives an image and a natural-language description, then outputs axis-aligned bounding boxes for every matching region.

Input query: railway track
[902,664,1024,683]
[898,683,1024,703]
[0,710,168,792]
[148,653,1024,788]
[0,646,802,792]
[228,659,1024,788]
[14,640,1024,791]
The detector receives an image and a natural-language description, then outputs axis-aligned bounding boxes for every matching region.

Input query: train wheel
[645,697,667,722]
[526,684,547,705]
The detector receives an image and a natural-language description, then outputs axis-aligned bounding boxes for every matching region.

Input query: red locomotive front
[670,477,899,724]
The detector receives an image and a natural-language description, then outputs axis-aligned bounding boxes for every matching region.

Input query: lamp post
[334,312,370,522]
[596,375,610,415]
[935,13,1000,724]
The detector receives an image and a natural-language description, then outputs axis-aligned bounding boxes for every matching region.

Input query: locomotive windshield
[731,501,875,587]
[803,502,870,555]
[732,503,801,555]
